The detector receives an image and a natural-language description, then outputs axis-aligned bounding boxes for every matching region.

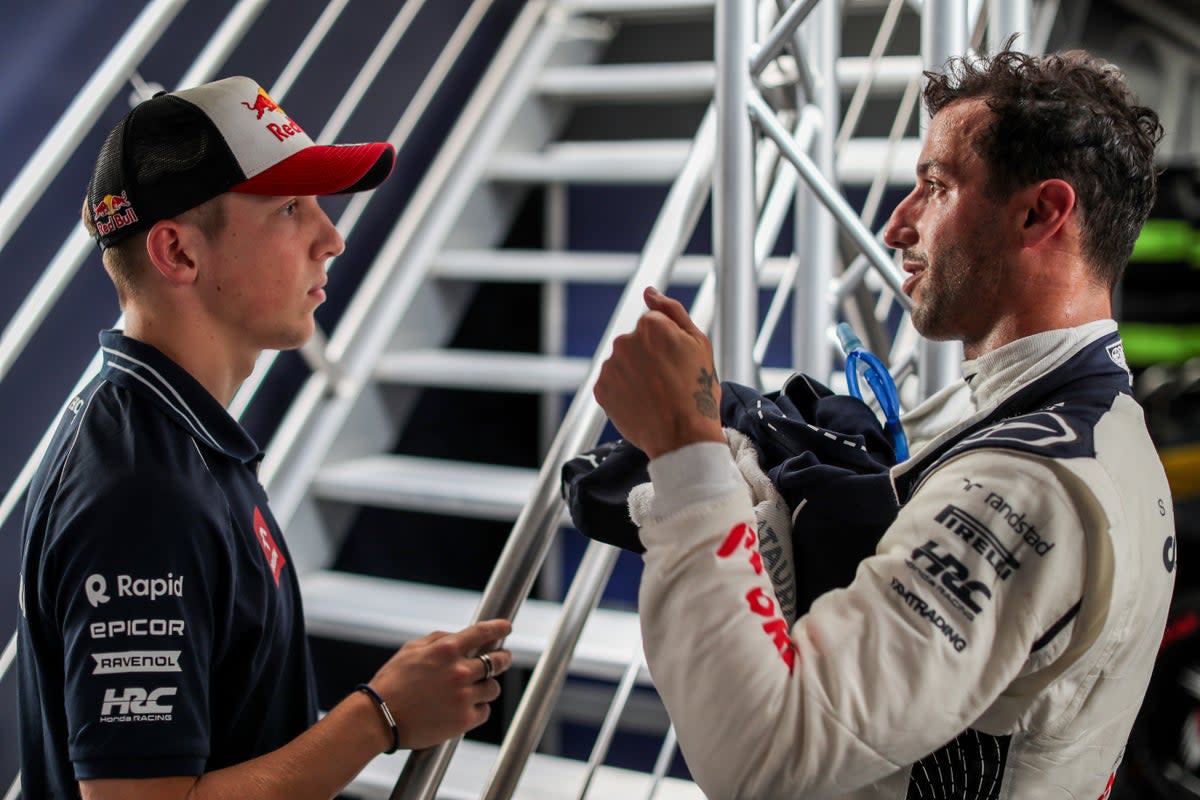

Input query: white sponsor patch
[85,574,110,608]
[99,686,177,722]
[89,619,185,639]
[91,650,182,675]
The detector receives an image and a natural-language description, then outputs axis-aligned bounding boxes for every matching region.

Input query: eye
[281,199,298,217]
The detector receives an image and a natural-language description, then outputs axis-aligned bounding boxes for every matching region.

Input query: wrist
[643,419,724,460]
[355,683,401,754]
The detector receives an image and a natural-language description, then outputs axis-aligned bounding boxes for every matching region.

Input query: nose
[313,202,345,261]
[883,189,918,251]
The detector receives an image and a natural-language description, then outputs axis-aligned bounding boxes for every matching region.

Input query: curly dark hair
[923,42,1163,288]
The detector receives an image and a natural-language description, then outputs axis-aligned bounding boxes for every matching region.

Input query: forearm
[187,691,388,800]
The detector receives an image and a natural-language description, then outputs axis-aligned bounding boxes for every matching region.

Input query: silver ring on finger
[478,652,494,681]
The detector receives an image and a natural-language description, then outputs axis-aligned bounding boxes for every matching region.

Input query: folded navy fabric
[562,373,901,615]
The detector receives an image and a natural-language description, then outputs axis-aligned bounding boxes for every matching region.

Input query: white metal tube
[271,0,354,98]
[989,0,1032,52]
[748,93,911,304]
[751,0,821,76]
[178,0,271,90]
[320,1,429,141]
[917,0,967,397]
[715,0,757,385]
[0,0,186,258]
[792,0,839,380]
[645,725,680,800]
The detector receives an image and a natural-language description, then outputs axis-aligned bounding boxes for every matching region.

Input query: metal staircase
[258,1,995,797]
[0,1,1076,798]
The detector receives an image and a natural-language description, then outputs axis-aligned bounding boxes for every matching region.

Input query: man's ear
[1020,178,1076,249]
[144,220,200,286]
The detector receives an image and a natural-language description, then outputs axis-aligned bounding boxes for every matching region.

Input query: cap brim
[232,142,395,196]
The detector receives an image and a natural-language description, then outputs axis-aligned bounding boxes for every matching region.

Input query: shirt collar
[98,330,262,464]
[960,319,1118,411]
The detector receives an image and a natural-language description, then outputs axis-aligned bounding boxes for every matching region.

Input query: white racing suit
[637,321,1176,799]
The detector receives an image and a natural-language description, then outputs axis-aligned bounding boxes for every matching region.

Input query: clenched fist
[594,287,725,459]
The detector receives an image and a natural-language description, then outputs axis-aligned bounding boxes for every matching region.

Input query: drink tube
[835,322,909,461]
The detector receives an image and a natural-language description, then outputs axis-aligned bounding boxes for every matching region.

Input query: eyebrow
[916,159,952,178]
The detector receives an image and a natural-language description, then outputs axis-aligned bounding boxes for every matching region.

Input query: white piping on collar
[104,359,222,453]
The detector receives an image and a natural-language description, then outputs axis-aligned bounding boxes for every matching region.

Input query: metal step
[487,140,692,184]
[431,250,791,285]
[536,57,922,102]
[537,62,714,102]
[487,137,920,185]
[561,0,715,19]
[375,349,590,392]
[313,456,538,521]
[346,739,704,800]
[301,570,648,683]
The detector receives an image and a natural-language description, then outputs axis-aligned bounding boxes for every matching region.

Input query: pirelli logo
[934,505,1020,580]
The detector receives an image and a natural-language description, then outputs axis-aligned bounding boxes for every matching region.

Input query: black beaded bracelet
[355,683,400,754]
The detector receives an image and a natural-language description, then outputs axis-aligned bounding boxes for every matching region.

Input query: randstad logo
[85,573,184,608]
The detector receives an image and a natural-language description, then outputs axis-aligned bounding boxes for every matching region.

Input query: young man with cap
[17,76,512,799]
[594,48,1175,798]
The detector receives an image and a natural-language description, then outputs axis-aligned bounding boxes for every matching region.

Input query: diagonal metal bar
[0,0,186,258]
[751,0,822,76]
[747,92,911,307]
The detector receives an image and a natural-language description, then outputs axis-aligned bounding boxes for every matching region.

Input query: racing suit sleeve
[41,474,231,779]
[638,442,1085,799]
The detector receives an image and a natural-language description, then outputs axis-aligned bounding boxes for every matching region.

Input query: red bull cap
[85,75,395,250]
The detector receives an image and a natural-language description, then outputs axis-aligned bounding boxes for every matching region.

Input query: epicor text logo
[85,573,184,608]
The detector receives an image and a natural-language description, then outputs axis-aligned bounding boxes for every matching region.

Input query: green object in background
[1119,322,1200,365]
[1131,220,1200,267]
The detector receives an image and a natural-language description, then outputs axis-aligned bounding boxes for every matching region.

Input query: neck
[122,303,256,407]
[962,254,1112,359]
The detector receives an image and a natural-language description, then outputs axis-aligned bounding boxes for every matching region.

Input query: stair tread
[376,346,792,395]
[537,62,715,101]
[313,455,537,520]
[561,0,715,17]
[537,56,923,100]
[432,249,791,284]
[348,738,704,799]
[376,349,590,391]
[487,137,920,184]
[488,140,693,183]
[302,570,648,683]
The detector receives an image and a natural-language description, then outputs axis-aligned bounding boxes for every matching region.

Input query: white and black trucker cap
[86,76,395,249]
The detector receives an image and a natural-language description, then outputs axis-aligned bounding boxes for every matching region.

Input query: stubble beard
[909,243,981,342]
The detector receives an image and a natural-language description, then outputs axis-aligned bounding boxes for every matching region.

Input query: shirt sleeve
[638,443,1085,799]
[42,474,232,780]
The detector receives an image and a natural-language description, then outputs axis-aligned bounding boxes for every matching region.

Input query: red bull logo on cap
[241,88,281,120]
[242,86,306,143]
[93,190,139,237]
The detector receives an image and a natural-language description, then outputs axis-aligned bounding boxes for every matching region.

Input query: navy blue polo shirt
[17,330,317,796]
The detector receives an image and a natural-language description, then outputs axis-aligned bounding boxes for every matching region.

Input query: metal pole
[0,0,186,258]
[917,0,967,398]
[715,0,757,386]
[480,541,621,800]
[747,94,910,304]
[793,0,839,379]
[989,0,1032,52]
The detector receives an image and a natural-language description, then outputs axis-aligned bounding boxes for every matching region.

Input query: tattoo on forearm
[693,367,718,419]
